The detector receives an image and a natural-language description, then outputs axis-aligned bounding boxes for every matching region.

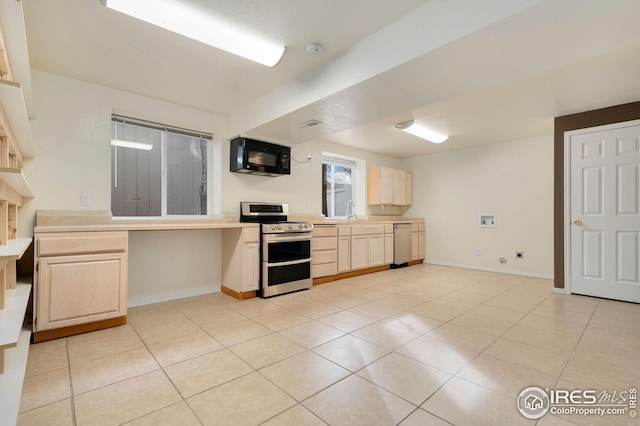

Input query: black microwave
[230,137,291,176]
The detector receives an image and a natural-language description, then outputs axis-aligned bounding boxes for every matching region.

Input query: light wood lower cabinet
[350,225,385,270]
[312,225,338,278]
[242,241,259,292]
[37,253,127,331]
[337,225,351,273]
[411,222,426,261]
[221,227,260,296]
[384,232,394,265]
[34,231,128,333]
[368,234,385,267]
[350,234,368,270]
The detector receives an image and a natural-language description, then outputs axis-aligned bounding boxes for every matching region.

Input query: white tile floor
[18,264,640,425]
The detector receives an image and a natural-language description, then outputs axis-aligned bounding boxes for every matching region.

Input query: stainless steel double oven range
[239,202,313,297]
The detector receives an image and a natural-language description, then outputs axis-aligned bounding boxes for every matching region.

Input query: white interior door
[568,121,640,303]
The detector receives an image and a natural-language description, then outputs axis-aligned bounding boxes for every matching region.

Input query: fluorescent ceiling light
[101,0,286,67]
[394,120,449,144]
[111,139,153,150]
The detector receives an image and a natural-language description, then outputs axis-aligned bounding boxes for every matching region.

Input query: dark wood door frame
[554,101,640,289]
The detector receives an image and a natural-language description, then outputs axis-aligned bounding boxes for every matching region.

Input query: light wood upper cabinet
[367,166,413,206]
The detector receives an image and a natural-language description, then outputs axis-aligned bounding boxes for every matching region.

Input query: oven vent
[297,119,323,129]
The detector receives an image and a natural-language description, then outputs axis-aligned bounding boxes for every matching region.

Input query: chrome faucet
[347,200,356,220]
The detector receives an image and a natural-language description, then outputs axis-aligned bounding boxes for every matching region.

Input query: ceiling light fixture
[111,139,153,150]
[101,0,286,67]
[394,119,449,144]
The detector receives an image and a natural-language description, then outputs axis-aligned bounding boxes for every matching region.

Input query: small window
[111,115,212,217]
[322,156,355,218]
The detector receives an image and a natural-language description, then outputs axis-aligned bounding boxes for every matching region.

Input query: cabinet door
[404,173,413,206]
[418,232,425,260]
[411,232,419,261]
[368,234,385,267]
[37,253,127,332]
[338,236,351,272]
[391,169,406,205]
[351,235,368,270]
[242,242,260,292]
[384,233,394,265]
[379,167,395,205]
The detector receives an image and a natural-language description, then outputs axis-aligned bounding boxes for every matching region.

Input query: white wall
[25,70,227,304]
[221,138,407,217]
[25,71,407,304]
[404,135,554,277]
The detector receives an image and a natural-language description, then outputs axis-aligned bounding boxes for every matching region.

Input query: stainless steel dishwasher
[392,223,412,268]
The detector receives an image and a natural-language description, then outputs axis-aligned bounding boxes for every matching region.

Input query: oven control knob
[276,225,282,230]
[288,224,293,229]
[298,224,302,229]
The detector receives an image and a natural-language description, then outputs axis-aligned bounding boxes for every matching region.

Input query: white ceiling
[23,0,640,158]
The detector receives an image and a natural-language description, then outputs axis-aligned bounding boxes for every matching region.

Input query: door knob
[573,219,582,225]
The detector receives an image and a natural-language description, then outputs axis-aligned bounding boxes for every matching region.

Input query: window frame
[322,153,365,219]
[110,114,217,220]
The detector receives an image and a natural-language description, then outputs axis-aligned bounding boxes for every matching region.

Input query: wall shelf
[0,237,31,260]
[0,283,30,350]
[0,327,31,426]
[0,0,34,119]
[0,168,32,198]
[0,79,33,158]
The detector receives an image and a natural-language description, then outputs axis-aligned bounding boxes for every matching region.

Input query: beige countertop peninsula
[34,210,425,233]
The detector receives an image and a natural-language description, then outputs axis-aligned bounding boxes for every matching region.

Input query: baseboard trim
[552,287,568,294]
[424,260,554,280]
[33,316,127,343]
[128,287,222,308]
[220,285,257,300]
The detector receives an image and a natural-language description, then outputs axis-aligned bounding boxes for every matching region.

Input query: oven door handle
[262,233,312,243]
[264,258,311,267]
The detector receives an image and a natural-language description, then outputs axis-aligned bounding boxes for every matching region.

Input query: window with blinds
[111,115,212,217]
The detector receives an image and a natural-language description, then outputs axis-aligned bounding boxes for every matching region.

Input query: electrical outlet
[80,193,91,206]
[473,248,482,256]
[516,251,524,259]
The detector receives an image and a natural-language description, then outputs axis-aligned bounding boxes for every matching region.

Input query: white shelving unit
[0,0,35,424]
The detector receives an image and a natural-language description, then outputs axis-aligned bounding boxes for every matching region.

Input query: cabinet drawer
[243,227,260,243]
[312,249,337,265]
[313,262,337,278]
[312,226,337,237]
[351,225,384,236]
[313,236,337,251]
[384,224,393,233]
[338,225,351,236]
[37,232,128,257]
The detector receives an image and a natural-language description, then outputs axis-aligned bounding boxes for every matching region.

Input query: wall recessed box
[479,214,496,228]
